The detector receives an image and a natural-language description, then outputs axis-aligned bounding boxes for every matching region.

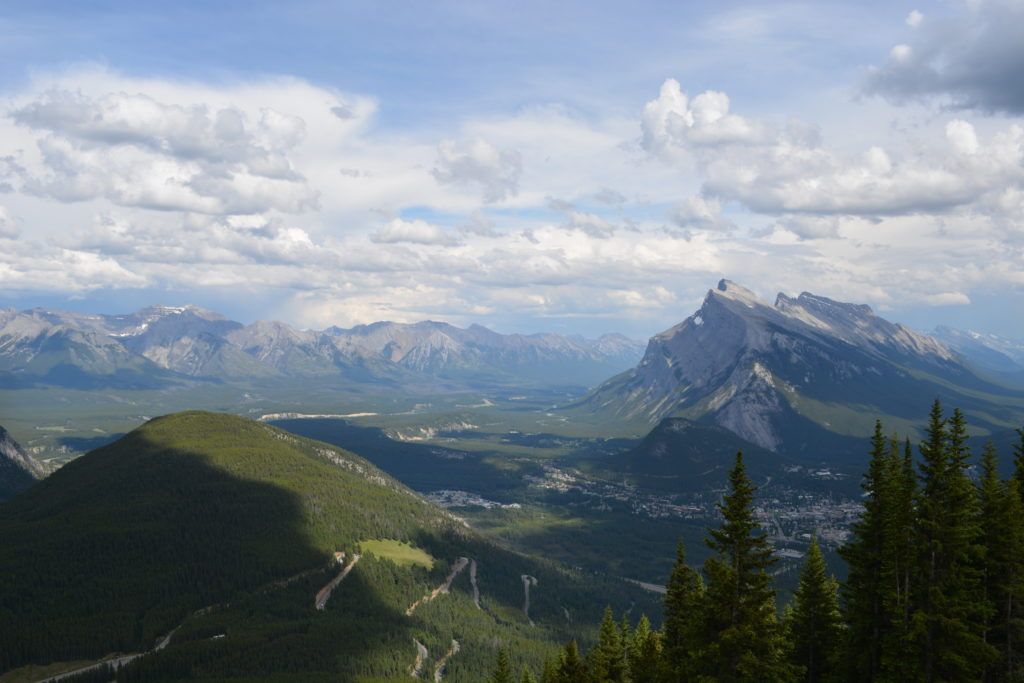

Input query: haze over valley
[3,2,1024,681]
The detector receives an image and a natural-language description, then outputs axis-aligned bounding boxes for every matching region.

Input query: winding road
[315,553,361,611]
[406,557,469,616]
[433,639,460,681]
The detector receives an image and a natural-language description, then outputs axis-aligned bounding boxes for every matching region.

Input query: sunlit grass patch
[359,539,435,569]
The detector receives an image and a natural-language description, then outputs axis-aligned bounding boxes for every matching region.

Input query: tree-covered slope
[0,411,654,681]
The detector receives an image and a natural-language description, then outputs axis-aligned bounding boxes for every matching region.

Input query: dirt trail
[315,553,361,611]
[521,574,538,625]
[433,639,460,682]
[410,639,429,678]
[469,559,480,609]
[406,557,469,616]
[39,613,190,682]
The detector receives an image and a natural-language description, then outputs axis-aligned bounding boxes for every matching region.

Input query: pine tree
[659,539,704,681]
[980,443,1024,682]
[491,647,515,683]
[628,614,660,683]
[980,441,1003,683]
[840,419,891,680]
[521,669,538,683]
[879,435,917,679]
[701,452,791,682]
[911,402,996,681]
[999,479,1024,680]
[556,640,588,683]
[590,607,628,682]
[788,536,842,682]
[1013,427,1024,502]
[540,658,559,683]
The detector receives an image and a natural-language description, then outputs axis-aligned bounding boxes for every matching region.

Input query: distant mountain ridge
[0,305,644,389]
[932,326,1024,377]
[584,280,1024,461]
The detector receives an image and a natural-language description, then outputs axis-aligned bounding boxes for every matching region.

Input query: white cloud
[641,79,764,158]
[642,78,1024,217]
[371,218,462,246]
[431,137,522,203]
[906,10,923,28]
[6,81,331,215]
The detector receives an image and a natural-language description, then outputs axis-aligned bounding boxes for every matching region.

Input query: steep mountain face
[0,411,651,680]
[932,326,1024,376]
[0,425,44,500]
[585,280,1024,460]
[0,305,643,388]
[0,309,174,388]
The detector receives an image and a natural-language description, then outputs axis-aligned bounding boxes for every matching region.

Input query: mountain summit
[584,279,1023,459]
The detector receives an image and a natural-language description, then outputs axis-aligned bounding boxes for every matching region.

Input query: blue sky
[0,1,1022,338]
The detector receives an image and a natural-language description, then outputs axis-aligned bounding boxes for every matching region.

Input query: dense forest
[496,401,1024,682]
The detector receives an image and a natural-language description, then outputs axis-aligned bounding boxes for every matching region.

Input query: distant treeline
[496,400,1024,682]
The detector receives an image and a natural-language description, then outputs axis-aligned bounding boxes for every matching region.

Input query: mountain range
[584,280,1024,462]
[0,305,644,390]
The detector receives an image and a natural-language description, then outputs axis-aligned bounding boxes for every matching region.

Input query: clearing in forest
[360,539,435,569]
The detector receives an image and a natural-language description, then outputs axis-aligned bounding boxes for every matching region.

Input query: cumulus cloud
[864,0,1024,114]
[642,79,1024,217]
[8,86,323,215]
[431,137,522,203]
[371,218,462,246]
[641,79,764,158]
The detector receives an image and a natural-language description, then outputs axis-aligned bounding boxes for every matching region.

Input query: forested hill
[0,411,655,681]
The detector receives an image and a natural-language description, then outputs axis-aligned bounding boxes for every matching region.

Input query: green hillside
[0,411,655,681]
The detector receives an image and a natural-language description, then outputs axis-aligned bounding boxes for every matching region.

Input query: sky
[0,0,1022,339]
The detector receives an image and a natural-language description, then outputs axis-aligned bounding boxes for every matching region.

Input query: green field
[360,539,435,569]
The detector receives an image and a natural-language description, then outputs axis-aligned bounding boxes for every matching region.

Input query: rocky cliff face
[586,280,1023,459]
[0,426,44,500]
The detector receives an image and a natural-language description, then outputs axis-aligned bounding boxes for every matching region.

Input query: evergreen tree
[701,452,791,682]
[659,539,704,681]
[1013,427,1024,502]
[491,648,515,683]
[556,640,588,683]
[911,402,996,681]
[590,606,628,682]
[522,668,538,683]
[788,536,842,682]
[998,479,1024,681]
[980,443,1024,682]
[839,420,890,680]
[879,435,917,679]
[628,615,660,683]
[540,658,559,683]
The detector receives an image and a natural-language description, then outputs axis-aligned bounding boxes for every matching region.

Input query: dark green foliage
[0,411,653,681]
[588,607,627,682]
[786,537,842,682]
[911,404,996,680]
[700,452,790,682]
[839,420,889,679]
[491,648,514,683]
[555,640,588,682]
[659,540,703,681]
[628,615,660,683]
